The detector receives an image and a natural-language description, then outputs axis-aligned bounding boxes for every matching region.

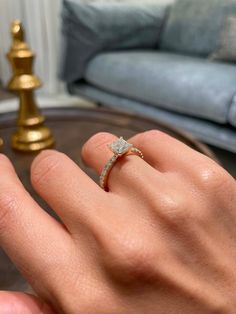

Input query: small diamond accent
[108,137,133,155]
[100,138,143,191]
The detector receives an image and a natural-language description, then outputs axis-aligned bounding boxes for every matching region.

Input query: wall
[0,0,63,95]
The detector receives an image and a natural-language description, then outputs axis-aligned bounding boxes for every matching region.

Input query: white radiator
[0,0,63,95]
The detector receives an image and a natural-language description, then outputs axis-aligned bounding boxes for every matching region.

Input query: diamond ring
[100,137,143,191]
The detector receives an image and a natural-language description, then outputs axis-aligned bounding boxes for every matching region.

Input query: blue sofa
[60,0,236,153]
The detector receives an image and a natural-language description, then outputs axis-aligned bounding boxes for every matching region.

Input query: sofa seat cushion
[229,96,236,127]
[85,51,236,124]
[68,82,236,153]
[160,0,236,56]
[60,0,168,83]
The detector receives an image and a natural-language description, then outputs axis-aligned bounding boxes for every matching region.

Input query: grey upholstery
[85,51,236,124]
[60,0,168,82]
[160,0,236,56]
[229,96,236,127]
[69,82,236,153]
[60,0,236,152]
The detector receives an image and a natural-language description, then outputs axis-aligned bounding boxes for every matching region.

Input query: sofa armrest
[60,0,168,83]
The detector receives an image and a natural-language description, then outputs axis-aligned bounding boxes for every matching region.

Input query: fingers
[31,150,107,232]
[81,132,162,194]
[0,292,56,314]
[129,130,229,194]
[129,130,212,173]
[0,154,74,294]
[82,133,118,175]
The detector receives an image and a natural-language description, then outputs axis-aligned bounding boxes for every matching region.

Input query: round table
[0,107,216,291]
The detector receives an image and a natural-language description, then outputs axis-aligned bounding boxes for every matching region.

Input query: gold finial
[6,20,55,152]
[7,20,41,91]
[11,20,24,42]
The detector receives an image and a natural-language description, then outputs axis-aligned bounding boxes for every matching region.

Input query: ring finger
[81,132,163,195]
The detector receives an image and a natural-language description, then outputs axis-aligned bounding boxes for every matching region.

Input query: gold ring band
[100,137,143,191]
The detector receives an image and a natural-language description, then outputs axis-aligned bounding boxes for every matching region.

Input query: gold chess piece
[6,20,55,152]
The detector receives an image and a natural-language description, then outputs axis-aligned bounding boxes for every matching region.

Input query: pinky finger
[0,291,56,314]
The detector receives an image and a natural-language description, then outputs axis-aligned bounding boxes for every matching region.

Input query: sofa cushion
[84,51,236,124]
[60,0,168,83]
[229,96,236,127]
[69,82,236,153]
[160,0,236,56]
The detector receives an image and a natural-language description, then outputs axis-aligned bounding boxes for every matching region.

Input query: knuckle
[197,162,233,193]
[31,150,63,186]
[157,191,213,227]
[157,192,190,225]
[0,193,19,234]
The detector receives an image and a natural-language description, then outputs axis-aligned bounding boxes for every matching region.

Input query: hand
[0,131,236,314]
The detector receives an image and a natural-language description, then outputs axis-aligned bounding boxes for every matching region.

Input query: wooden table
[0,107,216,291]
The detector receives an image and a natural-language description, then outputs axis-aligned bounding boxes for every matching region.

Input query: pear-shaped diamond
[108,137,133,155]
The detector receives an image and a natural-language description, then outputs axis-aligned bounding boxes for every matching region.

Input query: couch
[60,0,236,153]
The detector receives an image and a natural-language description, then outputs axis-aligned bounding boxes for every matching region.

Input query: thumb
[0,291,56,314]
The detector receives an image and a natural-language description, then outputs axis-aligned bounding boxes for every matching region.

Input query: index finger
[0,154,73,294]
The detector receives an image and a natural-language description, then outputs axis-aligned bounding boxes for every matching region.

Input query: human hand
[0,131,236,314]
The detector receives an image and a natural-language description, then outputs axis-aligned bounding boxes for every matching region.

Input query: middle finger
[31,149,107,232]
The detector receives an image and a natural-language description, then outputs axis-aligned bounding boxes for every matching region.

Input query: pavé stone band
[100,137,144,191]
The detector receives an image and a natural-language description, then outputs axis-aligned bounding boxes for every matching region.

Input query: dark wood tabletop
[0,107,216,292]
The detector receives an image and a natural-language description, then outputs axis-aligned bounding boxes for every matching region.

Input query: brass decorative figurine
[6,20,54,152]
[0,138,3,150]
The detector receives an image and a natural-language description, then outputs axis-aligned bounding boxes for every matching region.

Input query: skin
[0,130,235,314]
